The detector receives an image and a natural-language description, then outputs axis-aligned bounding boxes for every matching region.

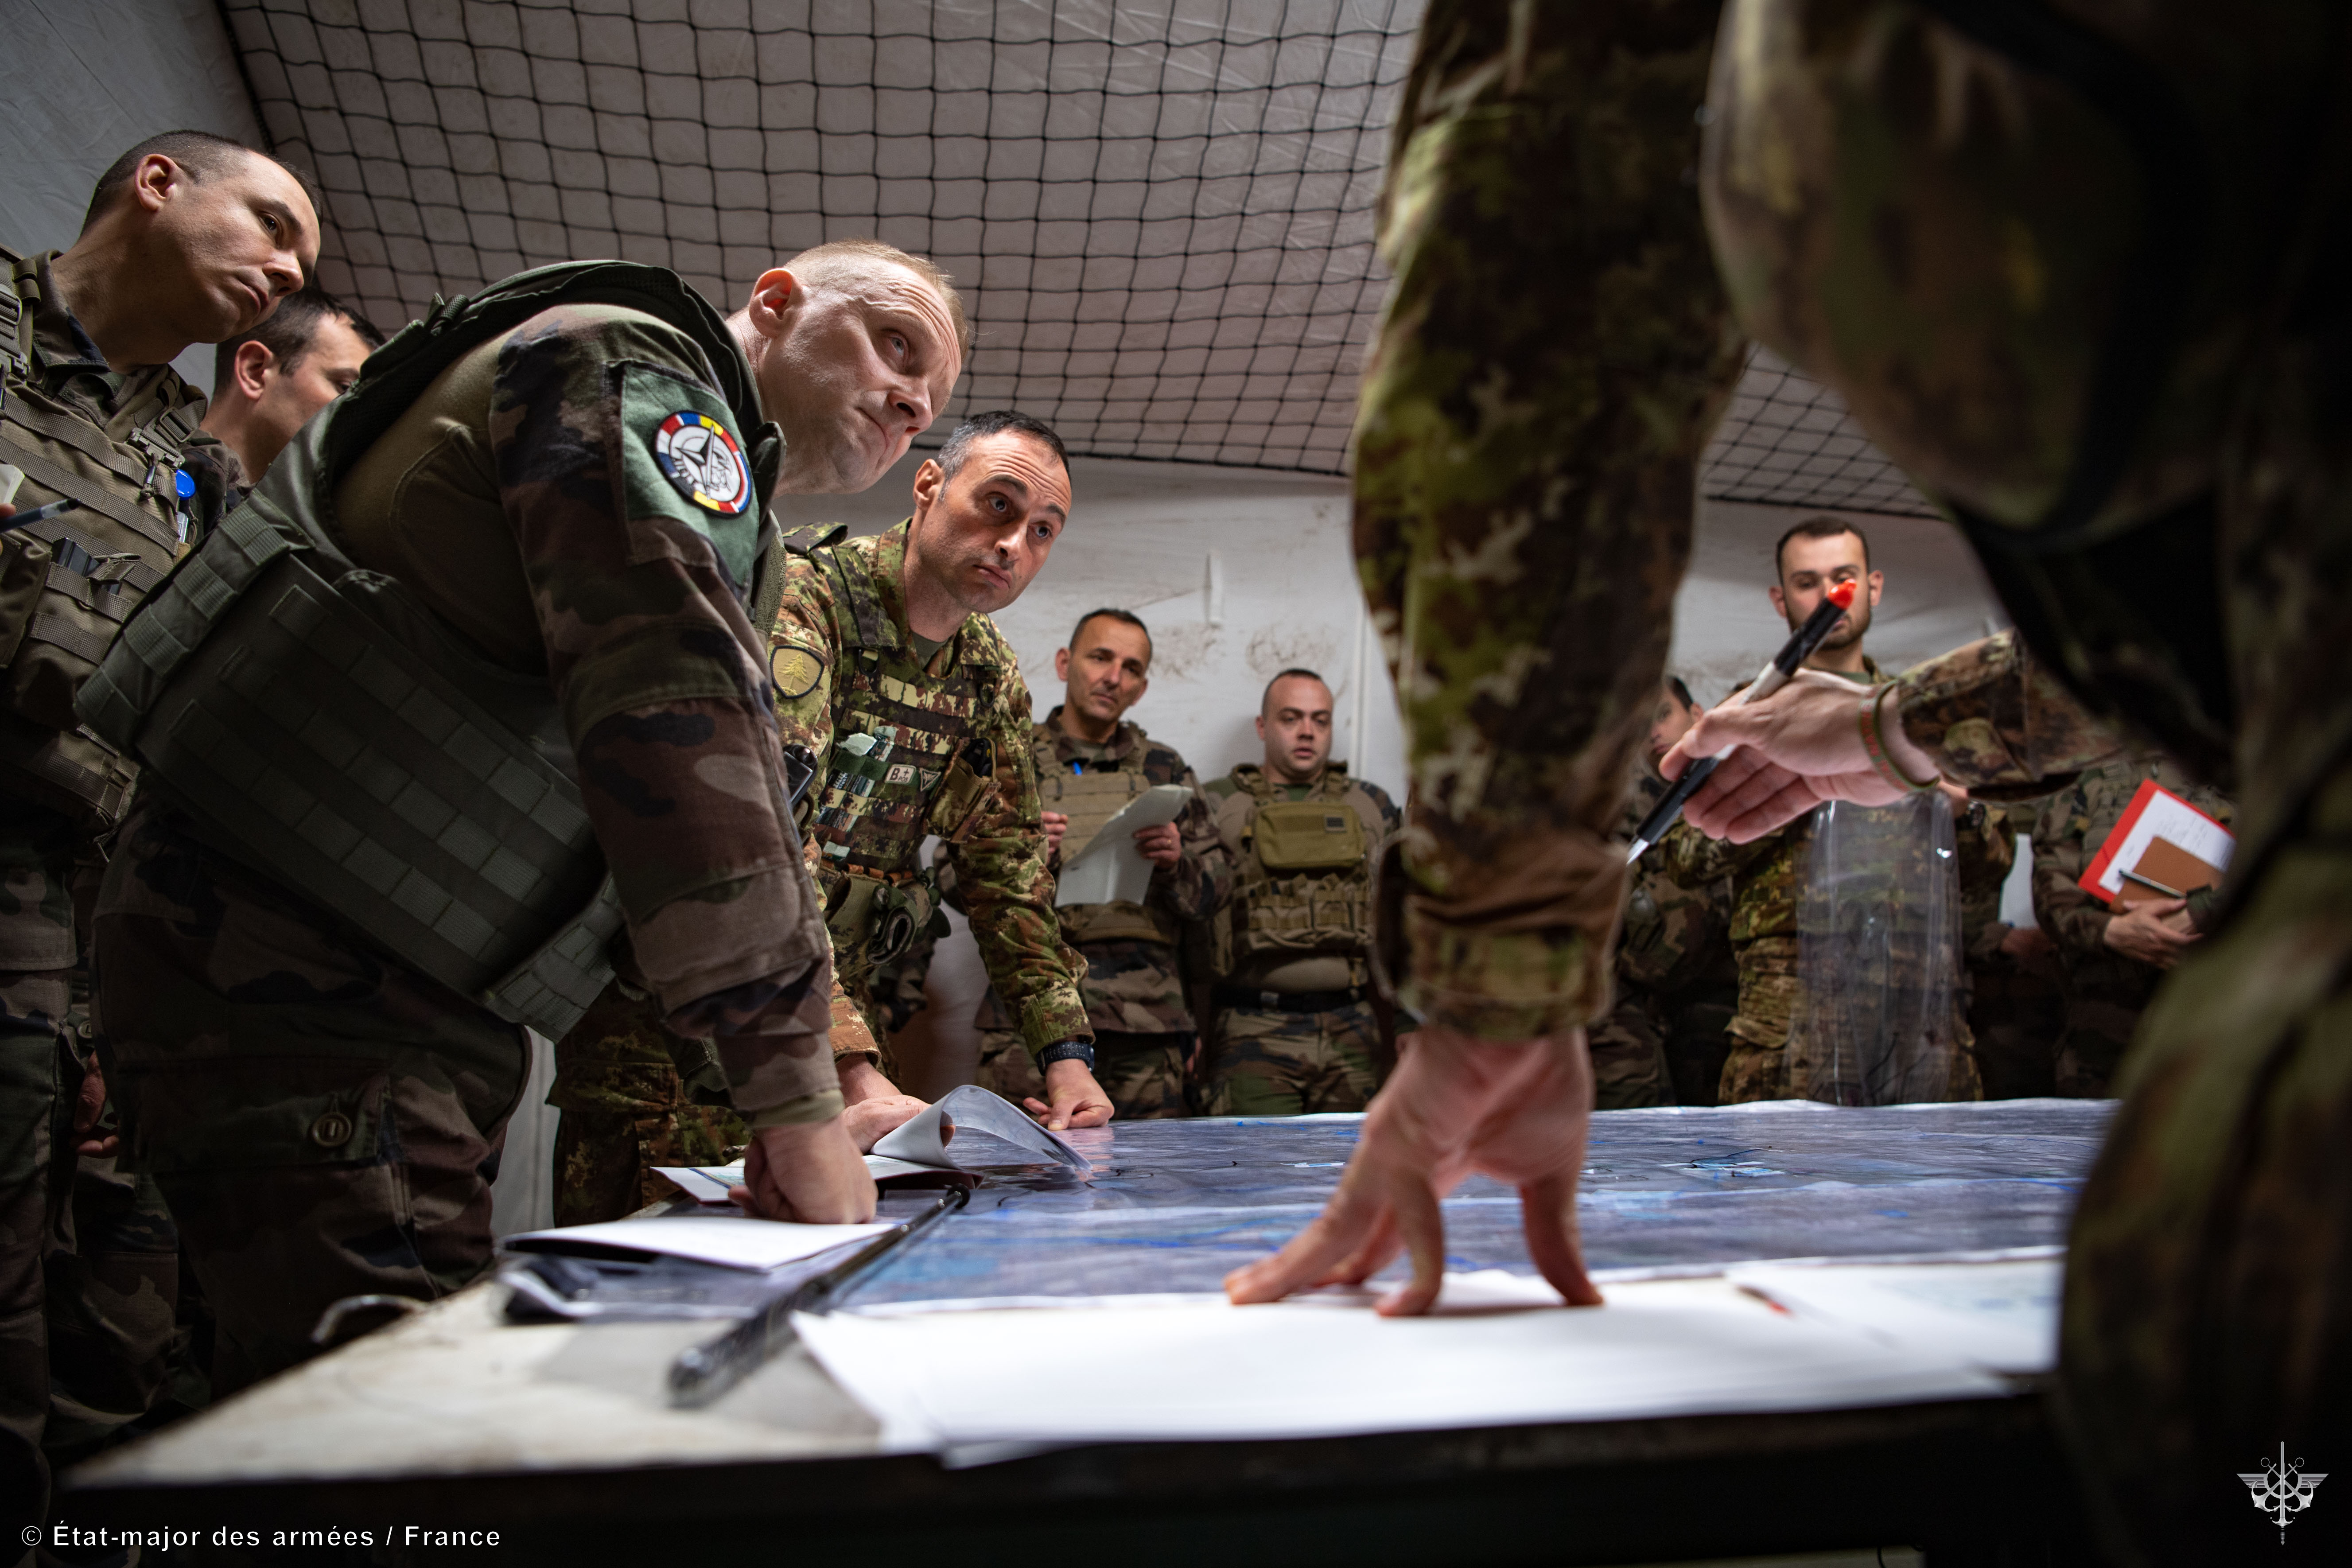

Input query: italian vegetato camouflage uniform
[1376,0,2352,1553]
[2029,757,2233,1100]
[1657,660,2013,1103]
[1592,774,1736,1108]
[1201,764,1401,1116]
[91,273,838,1394]
[768,522,1090,1078]
[972,710,1230,1118]
[0,247,227,1520]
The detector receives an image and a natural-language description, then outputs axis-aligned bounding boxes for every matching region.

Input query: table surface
[66,1100,2116,1565]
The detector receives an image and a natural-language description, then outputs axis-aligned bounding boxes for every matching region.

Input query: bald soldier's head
[1258,669,1335,786]
[729,238,971,495]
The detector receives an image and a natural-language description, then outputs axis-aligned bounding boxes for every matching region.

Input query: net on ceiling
[222,0,1421,472]
[221,0,1936,506]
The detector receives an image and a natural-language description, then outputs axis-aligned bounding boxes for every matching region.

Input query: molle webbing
[86,511,622,1034]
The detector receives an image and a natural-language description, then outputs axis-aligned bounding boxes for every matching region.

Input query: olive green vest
[1205,762,1384,972]
[0,244,210,822]
[1038,739,1178,947]
[78,261,781,1040]
[785,525,1003,989]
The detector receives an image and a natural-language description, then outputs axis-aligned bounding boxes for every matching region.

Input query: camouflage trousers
[1204,1000,1383,1117]
[2052,978,2156,1100]
[93,802,525,1397]
[1663,987,1736,1108]
[1585,992,1674,1110]
[549,984,746,1227]
[2058,781,2352,1562]
[975,1029,1189,1120]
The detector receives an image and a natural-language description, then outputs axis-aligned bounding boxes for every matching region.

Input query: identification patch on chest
[886,763,917,785]
[653,409,753,516]
[769,644,825,699]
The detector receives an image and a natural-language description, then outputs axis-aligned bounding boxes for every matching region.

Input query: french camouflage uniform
[1200,763,1400,1116]
[768,522,1090,1078]
[84,264,839,1393]
[1364,0,2352,1553]
[0,246,226,1521]
[1657,659,2012,1103]
[973,709,1231,1119]
[2029,757,2233,1101]
[1593,773,1737,1108]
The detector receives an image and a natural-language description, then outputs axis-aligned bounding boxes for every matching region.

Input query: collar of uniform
[1039,706,1142,766]
[21,250,122,397]
[1232,760,1345,801]
[853,517,1013,673]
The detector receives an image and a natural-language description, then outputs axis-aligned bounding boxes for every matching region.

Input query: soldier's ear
[742,268,801,340]
[1054,645,1071,682]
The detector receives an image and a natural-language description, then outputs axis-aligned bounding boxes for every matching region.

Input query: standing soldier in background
[2030,758,2233,1099]
[86,239,958,1393]
[1592,677,1737,1107]
[1660,520,2012,1102]
[767,411,1112,1137]
[972,608,1231,1120]
[197,284,381,502]
[1962,799,2067,1101]
[1201,670,1401,1116]
[0,131,316,1538]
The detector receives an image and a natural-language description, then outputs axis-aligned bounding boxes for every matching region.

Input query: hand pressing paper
[657,1085,1090,1203]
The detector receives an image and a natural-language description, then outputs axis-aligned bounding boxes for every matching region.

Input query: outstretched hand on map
[1223,1025,1603,1315]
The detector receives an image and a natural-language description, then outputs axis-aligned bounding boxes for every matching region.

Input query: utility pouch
[824,868,941,984]
[925,736,999,843]
[1252,798,1365,872]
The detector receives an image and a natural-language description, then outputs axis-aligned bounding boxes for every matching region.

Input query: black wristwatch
[1038,1039,1096,1071]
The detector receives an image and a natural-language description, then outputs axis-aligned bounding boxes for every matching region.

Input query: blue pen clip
[172,467,196,543]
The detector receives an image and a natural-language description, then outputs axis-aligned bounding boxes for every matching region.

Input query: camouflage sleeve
[1351,0,1746,1041]
[1654,817,1771,889]
[1361,780,1405,841]
[1152,764,1232,923]
[1894,632,2126,798]
[2030,780,2112,959]
[494,306,835,1120]
[944,665,1092,1054]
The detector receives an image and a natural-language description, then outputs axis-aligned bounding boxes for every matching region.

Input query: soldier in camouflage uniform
[2029,756,2233,1100]
[971,608,1231,1120]
[0,134,316,1527]
[1200,670,1403,1117]
[1660,524,2011,1102]
[197,284,381,495]
[1592,679,1736,1108]
[87,241,956,1392]
[764,411,1109,1136]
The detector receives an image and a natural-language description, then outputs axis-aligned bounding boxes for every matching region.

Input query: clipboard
[2076,779,2233,910]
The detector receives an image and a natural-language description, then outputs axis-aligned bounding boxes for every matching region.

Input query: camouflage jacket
[2031,754,2235,1011]
[974,709,1230,1036]
[1658,660,2014,1047]
[769,521,1089,1062]
[1613,773,1736,1003]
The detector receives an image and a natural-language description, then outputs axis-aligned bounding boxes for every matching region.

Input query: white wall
[0,0,265,395]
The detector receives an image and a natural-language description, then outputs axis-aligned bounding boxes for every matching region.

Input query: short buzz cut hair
[1667,674,1697,709]
[783,237,972,362]
[1773,515,1871,580]
[81,130,317,236]
[936,409,1069,479]
[1069,607,1150,661]
[211,285,384,393]
[1261,667,1331,716]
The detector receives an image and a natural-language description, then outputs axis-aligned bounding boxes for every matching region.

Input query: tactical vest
[78,261,781,1040]
[1038,742,1179,947]
[1206,763,1384,973]
[787,526,1003,990]
[0,245,210,822]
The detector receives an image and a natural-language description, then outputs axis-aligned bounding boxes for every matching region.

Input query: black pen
[0,497,81,531]
[1626,578,1861,863]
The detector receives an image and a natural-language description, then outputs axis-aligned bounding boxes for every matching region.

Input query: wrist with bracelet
[1858,683,1940,794]
[1037,1039,1096,1071]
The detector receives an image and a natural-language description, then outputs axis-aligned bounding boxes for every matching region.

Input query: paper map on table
[1052,784,1191,907]
[1726,1256,2062,1375]
[2077,779,2233,906]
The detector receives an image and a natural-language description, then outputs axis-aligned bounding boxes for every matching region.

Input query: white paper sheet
[2088,787,2234,899]
[791,1270,2010,1452]
[1726,1257,2063,1375]
[653,1154,943,1204]
[871,1083,1089,1171]
[502,1216,891,1272]
[1052,784,1192,908]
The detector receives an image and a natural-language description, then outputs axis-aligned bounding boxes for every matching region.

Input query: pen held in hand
[1626,578,1859,863]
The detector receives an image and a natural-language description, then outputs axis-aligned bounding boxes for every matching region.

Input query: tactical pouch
[824,868,941,985]
[925,738,999,843]
[1057,899,1177,946]
[1252,799,1365,871]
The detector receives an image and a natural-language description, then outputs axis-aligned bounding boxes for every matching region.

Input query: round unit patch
[653,410,753,516]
